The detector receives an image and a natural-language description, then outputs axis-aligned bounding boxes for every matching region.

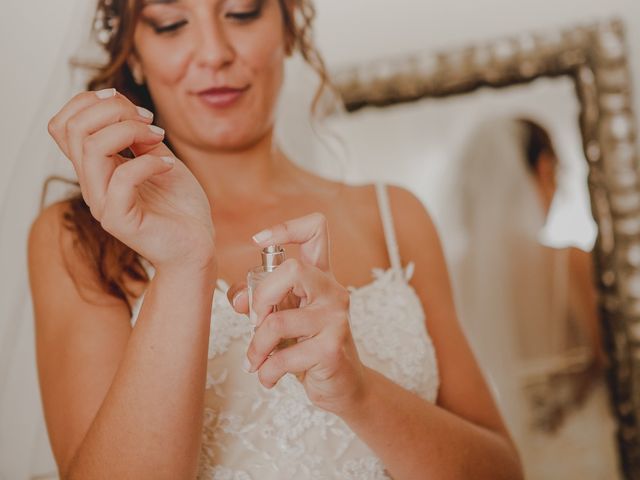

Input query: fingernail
[161,156,175,165]
[242,357,253,374]
[149,125,165,136]
[232,291,242,309]
[96,88,116,99]
[252,229,272,243]
[137,106,153,119]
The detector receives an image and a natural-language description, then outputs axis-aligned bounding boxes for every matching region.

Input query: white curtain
[0,1,99,478]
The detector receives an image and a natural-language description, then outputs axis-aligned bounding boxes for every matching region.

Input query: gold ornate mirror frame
[329,19,640,478]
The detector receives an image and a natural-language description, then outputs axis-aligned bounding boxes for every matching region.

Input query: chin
[202,127,268,152]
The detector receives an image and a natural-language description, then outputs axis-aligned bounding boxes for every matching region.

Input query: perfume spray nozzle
[260,245,286,272]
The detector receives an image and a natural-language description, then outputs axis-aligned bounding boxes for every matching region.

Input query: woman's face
[132,0,289,152]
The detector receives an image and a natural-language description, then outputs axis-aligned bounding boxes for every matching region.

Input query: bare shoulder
[27,198,134,334]
[29,201,103,302]
[384,184,440,261]
[28,199,145,305]
[331,181,438,255]
[335,182,381,214]
[28,200,95,299]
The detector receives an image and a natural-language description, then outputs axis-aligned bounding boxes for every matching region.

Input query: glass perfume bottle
[247,245,298,349]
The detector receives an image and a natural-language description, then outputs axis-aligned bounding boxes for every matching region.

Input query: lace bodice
[130,183,440,479]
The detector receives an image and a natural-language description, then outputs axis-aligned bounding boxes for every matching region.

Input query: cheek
[238,27,287,100]
[137,41,192,87]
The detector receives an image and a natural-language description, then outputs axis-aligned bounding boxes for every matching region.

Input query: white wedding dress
[130,183,440,479]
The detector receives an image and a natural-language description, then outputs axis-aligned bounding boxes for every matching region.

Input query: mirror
[314,18,639,480]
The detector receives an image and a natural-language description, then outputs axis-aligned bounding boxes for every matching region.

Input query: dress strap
[138,256,155,277]
[374,182,403,275]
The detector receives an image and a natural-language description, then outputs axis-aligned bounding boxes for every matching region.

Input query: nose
[194,19,235,70]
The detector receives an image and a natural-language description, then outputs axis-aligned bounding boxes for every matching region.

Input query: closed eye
[153,19,188,34]
[226,7,262,22]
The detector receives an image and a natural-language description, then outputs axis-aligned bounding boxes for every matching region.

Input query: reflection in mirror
[450,116,618,479]
[316,78,621,479]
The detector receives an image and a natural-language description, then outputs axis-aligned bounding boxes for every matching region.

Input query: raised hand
[48,88,215,271]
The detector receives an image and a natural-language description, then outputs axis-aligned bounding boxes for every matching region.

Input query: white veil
[445,117,592,446]
[0,1,101,478]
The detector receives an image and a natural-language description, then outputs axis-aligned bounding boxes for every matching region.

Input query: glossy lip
[195,85,250,109]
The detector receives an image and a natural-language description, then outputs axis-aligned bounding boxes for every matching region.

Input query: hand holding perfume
[247,245,299,350]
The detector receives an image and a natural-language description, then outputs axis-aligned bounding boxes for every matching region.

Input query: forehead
[143,0,180,5]
[140,0,263,8]
[141,0,241,5]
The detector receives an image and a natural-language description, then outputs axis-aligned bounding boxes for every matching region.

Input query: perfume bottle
[247,245,298,349]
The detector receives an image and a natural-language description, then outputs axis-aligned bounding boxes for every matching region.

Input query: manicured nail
[252,229,272,243]
[136,106,153,119]
[161,156,175,165]
[242,357,253,374]
[96,88,116,99]
[232,291,242,309]
[149,125,165,136]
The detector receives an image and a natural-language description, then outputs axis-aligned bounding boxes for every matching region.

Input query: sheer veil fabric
[445,117,617,478]
[447,118,592,433]
[0,1,101,477]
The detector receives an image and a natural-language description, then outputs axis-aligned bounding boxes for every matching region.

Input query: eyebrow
[143,0,179,5]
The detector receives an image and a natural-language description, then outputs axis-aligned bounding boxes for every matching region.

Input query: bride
[22,0,522,478]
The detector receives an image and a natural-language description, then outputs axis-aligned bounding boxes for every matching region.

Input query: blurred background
[1,0,639,479]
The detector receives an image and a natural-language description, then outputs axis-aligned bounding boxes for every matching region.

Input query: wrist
[155,253,218,285]
[336,366,378,425]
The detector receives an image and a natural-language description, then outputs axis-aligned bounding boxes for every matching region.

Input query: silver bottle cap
[261,245,286,272]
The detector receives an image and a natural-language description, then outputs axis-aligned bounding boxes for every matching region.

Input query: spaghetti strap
[374,182,403,276]
[138,256,155,277]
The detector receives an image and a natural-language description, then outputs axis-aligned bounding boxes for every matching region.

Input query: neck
[168,129,299,207]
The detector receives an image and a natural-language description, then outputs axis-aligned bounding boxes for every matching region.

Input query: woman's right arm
[32,89,218,479]
[28,202,216,479]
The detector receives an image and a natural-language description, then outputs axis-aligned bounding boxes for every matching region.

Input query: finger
[227,283,249,314]
[82,120,166,214]
[246,307,321,371]
[255,337,321,388]
[67,95,154,172]
[252,212,332,273]
[48,88,117,160]
[251,258,329,328]
[129,131,175,157]
[100,154,176,232]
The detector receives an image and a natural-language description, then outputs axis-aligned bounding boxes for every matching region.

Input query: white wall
[277,0,640,173]
[315,0,637,66]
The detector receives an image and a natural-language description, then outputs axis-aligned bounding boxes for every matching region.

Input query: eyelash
[227,9,262,22]
[154,20,188,34]
[152,9,262,34]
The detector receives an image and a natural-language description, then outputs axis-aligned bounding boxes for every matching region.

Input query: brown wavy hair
[45,0,330,314]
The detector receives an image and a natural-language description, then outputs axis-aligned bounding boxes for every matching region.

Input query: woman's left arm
[336,186,522,479]
[228,189,523,480]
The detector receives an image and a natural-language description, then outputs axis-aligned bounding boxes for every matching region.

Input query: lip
[195,85,250,109]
